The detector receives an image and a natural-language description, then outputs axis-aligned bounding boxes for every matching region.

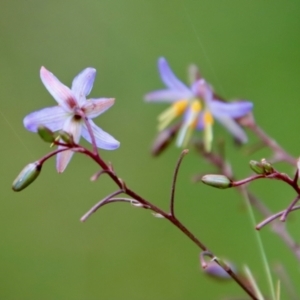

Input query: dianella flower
[145,57,253,151]
[24,67,120,172]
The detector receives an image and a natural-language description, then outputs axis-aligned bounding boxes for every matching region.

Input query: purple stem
[78,118,257,299]
[280,195,300,222]
[80,189,124,222]
[247,123,296,165]
[169,149,189,217]
[256,205,300,230]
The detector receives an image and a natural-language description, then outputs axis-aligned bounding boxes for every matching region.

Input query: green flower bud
[12,162,42,192]
[201,174,232,189]
[58,130,74,145]
[249,160,265,174]
[37,125,55,143]
[260,158,274,174]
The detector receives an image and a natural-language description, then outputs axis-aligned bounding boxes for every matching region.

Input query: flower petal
[210,100,253,118]
[214,115,248,143]
[82,120,120,150]
[23,106,68,132]
[145,89,189,102]
[56,117,82,173]
[158,57,193,96]
[82,98,115,119]
[71,68,96,105]
[40,67,77,112]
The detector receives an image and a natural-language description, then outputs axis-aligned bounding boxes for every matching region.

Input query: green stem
[241,187,276,300]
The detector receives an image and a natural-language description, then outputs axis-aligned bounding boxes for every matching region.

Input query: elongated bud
[37,125,55,143]
[151,122,181,156]
[203,261,234,280]
[249,160,265,174]
[260,158,274,174]
[201,174,232,189]
[12,162,42,192]
[58,130,74,145]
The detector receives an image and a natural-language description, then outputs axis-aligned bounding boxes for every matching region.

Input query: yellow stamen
[174,99,189,115]
[204,111,214,125]
[177,100,202,147]
[190,100,202,113]
[203,111,214,152]
[158,99,188,131]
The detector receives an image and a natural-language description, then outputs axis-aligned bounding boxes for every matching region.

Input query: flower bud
[260,158,274,174]
[37,125,55,143]
[151,123,181,156]
[249,160,265,174]
[58,130,74,145]
[12,162,42,192]
[203,261,233,280]
[201,174,232,189]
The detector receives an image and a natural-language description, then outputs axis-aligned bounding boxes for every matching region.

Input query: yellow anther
[191,100,202,113]
[173,99,189,116]
[204,111,214,125]
[158,99,189,131]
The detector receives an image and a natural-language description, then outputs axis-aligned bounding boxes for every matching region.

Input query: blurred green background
[1,1,300,299]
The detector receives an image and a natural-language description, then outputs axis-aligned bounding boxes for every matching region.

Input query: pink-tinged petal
[56,117,82,173]
[71,68,96,105]
[82,120,120,150]
[214,115,248,143]
[145,90,189,102]
[158,57,193,96]
[210,100,253,118]
[191,79,211,98]
[82,98,115,119]
[23,106,68,132]
[40,66,77,112]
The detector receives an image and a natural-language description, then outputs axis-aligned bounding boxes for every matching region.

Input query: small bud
[260,158,274,174]
[203,260,236,280]
[12,162,42,192]
[37,125,55,143]
[249,160,265,174]
[201,174,232,189]
[151,123,181,156]
[152,212,165,218]
[58,130,74,145]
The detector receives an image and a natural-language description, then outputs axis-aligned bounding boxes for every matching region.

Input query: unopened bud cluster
[249,159,274,175]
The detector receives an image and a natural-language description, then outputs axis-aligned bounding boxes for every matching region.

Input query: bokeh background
[1,1,300,299]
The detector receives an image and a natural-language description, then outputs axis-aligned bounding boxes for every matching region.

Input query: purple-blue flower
[24,67,120,172]
[145,57,253,151]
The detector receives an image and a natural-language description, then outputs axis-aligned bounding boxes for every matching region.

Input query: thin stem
[81,189,124,222]
[231,175,265,187]
[241,187,276,300]
[169,149,189,216]
[39,146,81,165]
[256,205,300,230]
[280,195,300,222]
[247,123,296,166]
[195,145,300,262]
[77,147,257,299]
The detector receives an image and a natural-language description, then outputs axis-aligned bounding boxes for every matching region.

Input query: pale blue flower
[24,67,120,172]
[145,57,253,151]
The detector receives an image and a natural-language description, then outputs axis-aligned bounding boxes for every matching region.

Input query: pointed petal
[210,100,253,118]
[145,89,188,102]
[71,68,96,105]
[192,79,213,102]
[40,67,77,111]
[82,98,114,119]
[158,57,193,96]
[56,117,82,173]
[23,106,68,132]
[82,120,120,150]
[214,115,248,143]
